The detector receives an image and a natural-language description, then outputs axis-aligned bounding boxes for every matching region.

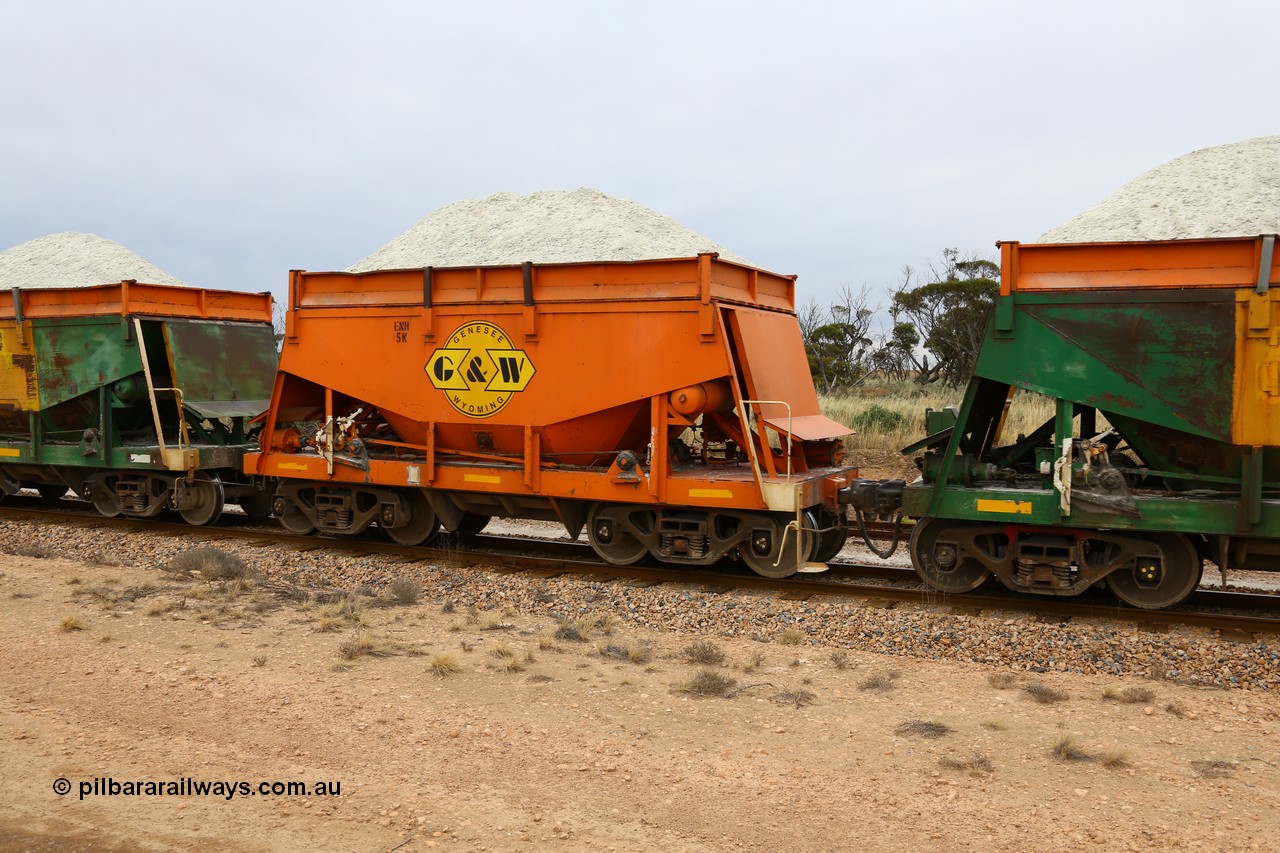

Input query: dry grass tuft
[5,543,56,559]
[313,595,367,631]
[858,670,900,692]
[599,642,652,664]
[487,643,526,673]
[385,577,421,605]
[145,600,179,617]
[987,672,1018,689]
[1190,759,1236,779]
[1099,750,1132,769]
[1024,683,1069,704]
[1052,733,1093,762]
[554,613,616,641]
[939,754,994,775]
[429,652,462,677]
[772,688,816,708]
[251,655,267,668]
[682,640,726,665]
[1102,686,1155,704]
[741,652,766,673]
[336,632,398,660]
[776,626,805,646]
[59,614,88,632]
[895,719,952,738]
[1163,701,1188,718]
[829,650,850,670]
[480,614,515,631]
[981,719,1010,731]
[678,669,738,698]
[165,547,253,581]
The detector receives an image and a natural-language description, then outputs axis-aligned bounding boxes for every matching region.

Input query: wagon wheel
[237,487,275,521]
[90,476,122,518]
[587,504,651,566]
[36,483,67,501]
[909,517,992,593]
[1106,532,1202,610]
[178,473,224,526]
[386,490,441,546]
[740,514,812,578]
[277,498,315,535]
[806,508,849,563]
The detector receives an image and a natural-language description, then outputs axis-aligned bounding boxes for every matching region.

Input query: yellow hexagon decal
[425,321,535,418]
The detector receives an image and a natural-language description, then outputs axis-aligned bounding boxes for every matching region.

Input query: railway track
[3,497,1278,638]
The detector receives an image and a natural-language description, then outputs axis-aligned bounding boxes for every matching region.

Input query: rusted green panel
[164,320,277,418]
[975,289,1235,441]
[33,317,142,410]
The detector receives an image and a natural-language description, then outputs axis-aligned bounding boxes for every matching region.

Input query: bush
[164,547,251,581]
[386,577,421,605]
[679,669,737,697]
[682,640,726,665]
[850,404,908,434]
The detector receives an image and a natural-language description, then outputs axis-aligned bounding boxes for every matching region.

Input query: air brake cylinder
[669,381,734,416]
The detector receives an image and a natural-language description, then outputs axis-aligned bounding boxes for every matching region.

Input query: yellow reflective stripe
[975,499,1033,515]
[464,474,501,484]
[0,448,20,457]
[689,488,734,498]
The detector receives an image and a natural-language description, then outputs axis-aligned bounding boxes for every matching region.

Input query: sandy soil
[2,546,1278,853]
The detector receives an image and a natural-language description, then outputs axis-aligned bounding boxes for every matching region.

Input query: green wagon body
[0,281,278,523]
[901,235,1280,607]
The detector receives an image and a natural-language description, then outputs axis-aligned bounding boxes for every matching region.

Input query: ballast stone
[0,232,186,289]
[1039,135,1280,243]
[347,188,754,272]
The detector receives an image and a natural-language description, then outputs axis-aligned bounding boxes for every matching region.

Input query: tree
[800,284,876,392]
[890,249,998,386]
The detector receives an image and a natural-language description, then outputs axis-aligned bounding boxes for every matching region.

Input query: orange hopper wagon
[247,254,858,576]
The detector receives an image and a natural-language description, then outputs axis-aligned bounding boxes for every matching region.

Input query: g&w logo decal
[425,322,535,418]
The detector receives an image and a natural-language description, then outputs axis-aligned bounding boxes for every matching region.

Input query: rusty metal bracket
[1256,235,1275,294]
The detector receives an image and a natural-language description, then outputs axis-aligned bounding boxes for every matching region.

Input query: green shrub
[850,404,907,434]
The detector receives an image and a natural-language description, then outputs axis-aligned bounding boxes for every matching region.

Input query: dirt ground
[1,542,1278,853]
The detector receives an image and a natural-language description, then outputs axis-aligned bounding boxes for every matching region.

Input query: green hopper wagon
[901,235,1280,608]
[0,280,278,524]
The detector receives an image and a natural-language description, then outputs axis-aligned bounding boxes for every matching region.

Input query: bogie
[908,516,1204,609]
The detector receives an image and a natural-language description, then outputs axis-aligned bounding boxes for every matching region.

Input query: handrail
[736,399,794,484]
[133,317,189,453]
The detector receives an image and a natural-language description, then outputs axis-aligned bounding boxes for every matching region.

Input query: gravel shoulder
[1,516,1279,851]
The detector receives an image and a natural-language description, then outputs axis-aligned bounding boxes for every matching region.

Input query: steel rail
[4,500,1279,637]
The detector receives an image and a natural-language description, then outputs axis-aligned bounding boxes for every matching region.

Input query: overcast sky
[2,1,1275,311]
